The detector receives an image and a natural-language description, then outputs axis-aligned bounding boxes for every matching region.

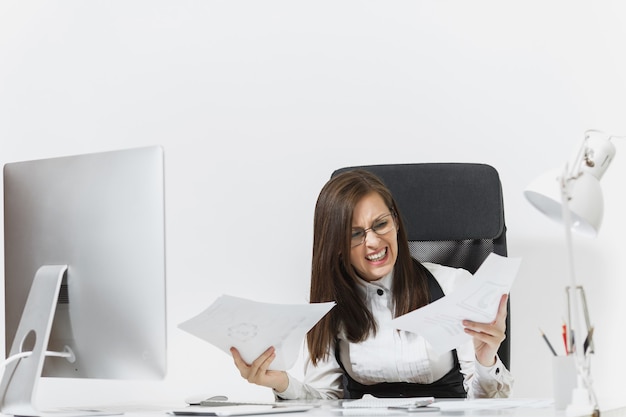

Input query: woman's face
[349,192,398,282]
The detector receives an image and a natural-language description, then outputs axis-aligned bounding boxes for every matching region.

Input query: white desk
[4,399,625,417]
[98,399,626,417]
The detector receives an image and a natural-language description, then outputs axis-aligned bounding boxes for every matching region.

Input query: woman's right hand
[230,346,289,393]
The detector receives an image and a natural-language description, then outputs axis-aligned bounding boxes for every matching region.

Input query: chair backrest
[331,163,510,369]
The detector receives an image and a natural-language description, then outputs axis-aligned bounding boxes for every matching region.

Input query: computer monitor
[1,146,167,416]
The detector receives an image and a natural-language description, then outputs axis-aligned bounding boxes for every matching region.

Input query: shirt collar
[356,270,394,298]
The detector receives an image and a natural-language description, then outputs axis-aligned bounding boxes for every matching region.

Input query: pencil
[562,322,569,355]
[539,328,558,356]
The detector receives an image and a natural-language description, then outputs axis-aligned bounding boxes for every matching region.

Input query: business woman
[231,169,513,399]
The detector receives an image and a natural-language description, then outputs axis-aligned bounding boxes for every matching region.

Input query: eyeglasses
[350,213,395,247]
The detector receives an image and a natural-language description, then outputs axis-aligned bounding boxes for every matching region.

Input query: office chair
[332,163,510,370]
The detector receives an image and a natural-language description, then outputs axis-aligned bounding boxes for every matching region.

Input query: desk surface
[61,400,619,417]
[5,398,625,417]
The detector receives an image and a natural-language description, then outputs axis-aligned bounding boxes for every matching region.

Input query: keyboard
[199,400,277,407]
[194,397,319,408]
[341,395,435,408]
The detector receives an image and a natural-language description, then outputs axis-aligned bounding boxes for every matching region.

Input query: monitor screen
[2,146,167,414]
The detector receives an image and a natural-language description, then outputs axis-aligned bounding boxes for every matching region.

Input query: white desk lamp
[524,129,620,417]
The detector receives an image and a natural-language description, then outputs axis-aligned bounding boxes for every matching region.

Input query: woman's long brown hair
[307,169,430,365]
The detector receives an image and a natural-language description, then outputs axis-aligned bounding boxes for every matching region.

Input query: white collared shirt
[337,268,454,385]
[276,263,513,400]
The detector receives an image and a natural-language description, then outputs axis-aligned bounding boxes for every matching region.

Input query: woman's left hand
[462,293,508,367]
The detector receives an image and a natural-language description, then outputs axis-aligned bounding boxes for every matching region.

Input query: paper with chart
[391,253,521,354]
[178,295,335,370]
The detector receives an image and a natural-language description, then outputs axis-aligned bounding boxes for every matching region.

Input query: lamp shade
[524,169,604,238]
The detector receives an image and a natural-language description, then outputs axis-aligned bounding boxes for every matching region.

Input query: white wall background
[1,0,626,409]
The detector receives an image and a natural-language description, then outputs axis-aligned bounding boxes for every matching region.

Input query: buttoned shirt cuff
[475,356,505,381]
[273,373,299,400]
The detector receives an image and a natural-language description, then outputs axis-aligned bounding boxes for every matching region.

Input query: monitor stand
[0,265,118,417]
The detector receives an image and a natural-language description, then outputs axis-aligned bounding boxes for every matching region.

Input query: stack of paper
[178,295,335,370]
[392,253,521,354]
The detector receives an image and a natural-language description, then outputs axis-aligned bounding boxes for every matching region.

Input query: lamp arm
[568,138,588,180]
[560,165,599,415]
[559,166,583,356]
[566,129,605,180]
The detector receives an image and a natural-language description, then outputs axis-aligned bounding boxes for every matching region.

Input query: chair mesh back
[408,239,495,274]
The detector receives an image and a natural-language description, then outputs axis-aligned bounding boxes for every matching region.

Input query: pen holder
[552,355,577,410]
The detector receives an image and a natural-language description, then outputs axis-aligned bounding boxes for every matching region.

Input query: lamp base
[565,375,599,417]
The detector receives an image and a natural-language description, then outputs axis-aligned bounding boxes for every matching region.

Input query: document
[170,405,315,416]
[178,295,335,370]
[391,253,521,354]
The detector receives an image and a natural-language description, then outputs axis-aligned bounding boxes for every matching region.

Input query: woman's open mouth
[366,247,388,262]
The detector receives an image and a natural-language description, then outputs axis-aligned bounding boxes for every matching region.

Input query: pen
[562,323,569,355]
[539,328,557,356]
